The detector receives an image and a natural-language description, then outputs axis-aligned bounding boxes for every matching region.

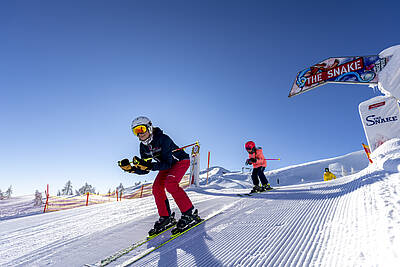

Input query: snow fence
[44,174,191,212]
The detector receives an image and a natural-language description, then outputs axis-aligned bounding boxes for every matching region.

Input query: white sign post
[189,143,200,187]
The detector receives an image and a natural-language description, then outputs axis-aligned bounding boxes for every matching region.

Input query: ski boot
[250,185,262,194]
[148,212,176,237]
[261,184,273,191]
[171,209,202,235]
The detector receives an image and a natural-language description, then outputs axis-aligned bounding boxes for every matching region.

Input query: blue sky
[1,0,399,196]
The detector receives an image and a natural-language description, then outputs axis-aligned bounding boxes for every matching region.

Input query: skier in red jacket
[245,141,272,193]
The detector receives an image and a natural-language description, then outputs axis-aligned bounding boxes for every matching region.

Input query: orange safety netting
[45,174,191,212]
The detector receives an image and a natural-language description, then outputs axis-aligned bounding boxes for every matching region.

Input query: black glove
[118,158,133,172]
[246,158,257,165]
[133,156,153,171]
[129,165,150,174]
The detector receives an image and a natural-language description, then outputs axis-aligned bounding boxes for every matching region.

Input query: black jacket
[140,127,189,171]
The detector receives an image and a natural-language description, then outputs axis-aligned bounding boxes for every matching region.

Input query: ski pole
[172,142,199,152]
[265,158,280,160]
[128,142,200,164]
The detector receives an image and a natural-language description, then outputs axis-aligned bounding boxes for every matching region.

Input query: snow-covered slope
[0,195,44,221]
[0,140,399,266]
[264,150,369,186]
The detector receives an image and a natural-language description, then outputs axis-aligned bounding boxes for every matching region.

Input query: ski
[237,188,275,197]
[118,211,222,266]
[84,223,176,267]
[237,193,253,197]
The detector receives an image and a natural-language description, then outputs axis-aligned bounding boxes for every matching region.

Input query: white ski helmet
[131,116,153,145]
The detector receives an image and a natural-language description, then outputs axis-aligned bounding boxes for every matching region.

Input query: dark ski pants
[152,159,193,217]
[251,167,269,186]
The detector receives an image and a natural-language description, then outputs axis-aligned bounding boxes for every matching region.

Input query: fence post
[140,185,144,198]
[86,192,89,206]
[43,184,49,213]
[116,189,119,201]
[120,191,122,201]
[206,151,210,185]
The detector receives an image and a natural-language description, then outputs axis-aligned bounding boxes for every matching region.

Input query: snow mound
[197,167,251,189]
[378,44,400,99]
[371,138,400,173]
[199,166,231,177]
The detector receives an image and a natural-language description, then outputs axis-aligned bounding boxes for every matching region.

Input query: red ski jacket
[248,147,267,168]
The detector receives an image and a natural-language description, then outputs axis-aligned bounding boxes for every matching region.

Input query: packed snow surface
[1,139,399,266]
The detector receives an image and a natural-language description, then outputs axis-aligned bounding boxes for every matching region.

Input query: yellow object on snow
[323,171,336,181]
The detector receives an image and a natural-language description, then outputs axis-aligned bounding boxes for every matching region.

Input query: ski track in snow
[127,170,399,267]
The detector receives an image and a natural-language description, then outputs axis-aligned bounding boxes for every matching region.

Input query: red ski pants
[152,159,193,217]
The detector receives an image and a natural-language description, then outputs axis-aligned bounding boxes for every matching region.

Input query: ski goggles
[132,125,148,136]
